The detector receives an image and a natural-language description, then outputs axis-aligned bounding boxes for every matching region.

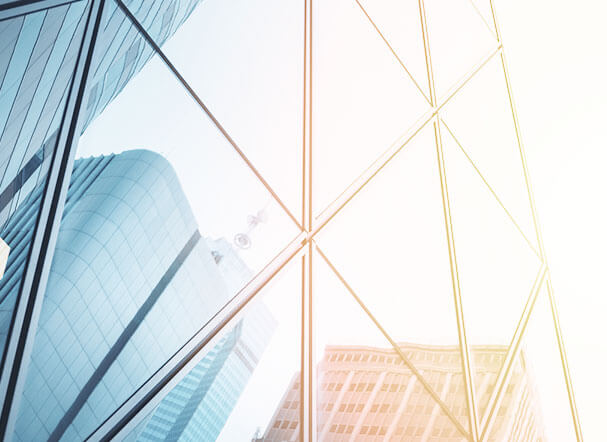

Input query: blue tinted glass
[126,262,300,442]
[0,1,90,367]
[13,1,298,441]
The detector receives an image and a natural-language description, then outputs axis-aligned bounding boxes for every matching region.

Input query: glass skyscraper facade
[0,0,202,365]
[136,303,276,442]
[8,149,274,441]
[0,0,582,441]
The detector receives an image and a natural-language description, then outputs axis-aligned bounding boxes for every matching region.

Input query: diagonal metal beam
[466,0,497,39]
[90,5,520,441]
[315,243,471,440]
[479,263,546,440]
[546,278,583,441]
[113,0,302,232]
[313,44,501,234]
[354,0,431,106]
[418,0,479,438]
[487,1,583,440]
[440,118,541,259]
[88,231,307,441]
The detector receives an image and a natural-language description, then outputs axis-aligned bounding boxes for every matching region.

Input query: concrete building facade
[260,344,545,442]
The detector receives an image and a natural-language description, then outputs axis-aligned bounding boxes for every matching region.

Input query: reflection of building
[135,303,276,442]
[259,344,545,441]
[9,150,273,441]
[0,0,204,363]
[0,0,203,227]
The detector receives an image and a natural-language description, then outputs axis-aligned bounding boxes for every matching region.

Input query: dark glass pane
[0,0,90,374]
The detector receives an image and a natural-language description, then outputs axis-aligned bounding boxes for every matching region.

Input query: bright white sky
[77,0,602,440]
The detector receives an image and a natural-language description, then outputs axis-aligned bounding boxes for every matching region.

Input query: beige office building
[258,344,545,441]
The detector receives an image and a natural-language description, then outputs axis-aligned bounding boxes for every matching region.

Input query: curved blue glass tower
[9,150,274,441]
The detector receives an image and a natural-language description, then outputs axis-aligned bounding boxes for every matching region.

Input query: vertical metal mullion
[417,0,479,440]
[487,2,583,440]
[0,0,105,439]
[301,246,315,442]
[301,0,314,440]
[302,0,312,234]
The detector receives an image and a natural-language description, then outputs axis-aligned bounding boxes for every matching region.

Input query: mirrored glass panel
[0,0,90,369]
[13,2,299,440]
[312,0,431,217]
[314,122,471,432]
[0,1,580,441]
[123,258,301,442]
[122,0,305,222]
[314,251,468,441]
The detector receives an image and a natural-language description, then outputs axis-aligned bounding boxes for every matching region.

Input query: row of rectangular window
[321,381,412,393]
[321,400,437,416]
[328,353,403,364]
[327,352,463,364]
[272,419,460,436]
[282,400,299,410]
[358,425,457,437]
[327,424,445,436]
[272,419,298,430]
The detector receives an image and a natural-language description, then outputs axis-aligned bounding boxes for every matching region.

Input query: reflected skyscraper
[0,0,205,366]
[0,0,203,226]
[4,149,273,441]
[135,303,276,442]
[259,344,545,441]
[0,0,582,440]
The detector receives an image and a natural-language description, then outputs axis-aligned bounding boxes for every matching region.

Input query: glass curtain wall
[0,0,581,441]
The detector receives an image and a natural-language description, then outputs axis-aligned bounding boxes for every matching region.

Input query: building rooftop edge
[323,342,510,353]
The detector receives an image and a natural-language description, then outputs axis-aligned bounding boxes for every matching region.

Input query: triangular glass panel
[424,0,498,99]
[313,249,469,441]
[12,4,299,440]
[0,0,91,366]
[122,0,304,222]
[440,55,538,250]
[314,124,471,432]
[312,0,431,217]
[357,0,432,99]
[483,283,578,441]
